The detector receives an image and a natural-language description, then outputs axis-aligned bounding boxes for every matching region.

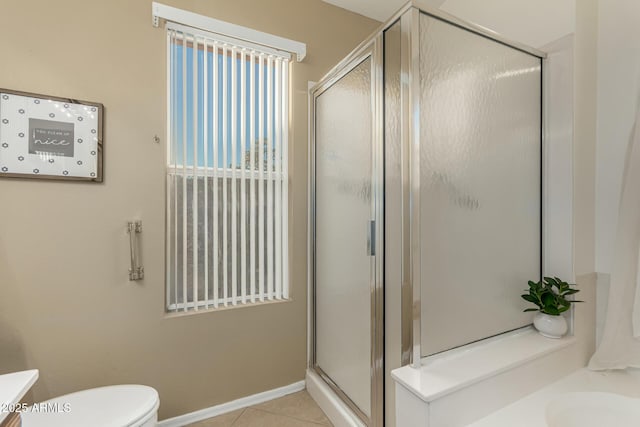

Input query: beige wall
[0,0,377,419]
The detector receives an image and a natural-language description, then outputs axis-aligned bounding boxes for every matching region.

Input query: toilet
[21,384,159,427]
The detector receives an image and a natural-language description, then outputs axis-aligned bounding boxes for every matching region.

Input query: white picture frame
[0,88,104,182]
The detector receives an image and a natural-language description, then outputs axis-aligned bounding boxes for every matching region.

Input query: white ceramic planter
[533,312,567,338]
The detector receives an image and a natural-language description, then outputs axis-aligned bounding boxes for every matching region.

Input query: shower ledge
[391,326,575,403]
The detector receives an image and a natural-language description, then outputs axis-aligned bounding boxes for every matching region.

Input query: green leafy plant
[521,277,582,315]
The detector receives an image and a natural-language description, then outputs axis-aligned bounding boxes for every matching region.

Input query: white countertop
[0,369,39,422]
[469,367,640,426]
[391,327,575,402]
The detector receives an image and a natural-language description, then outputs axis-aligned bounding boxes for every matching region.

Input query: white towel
[590,97,640,369]
[630,97,640,338]
[633,247,640,337]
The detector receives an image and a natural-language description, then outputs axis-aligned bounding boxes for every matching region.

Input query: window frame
[164,23,291,313]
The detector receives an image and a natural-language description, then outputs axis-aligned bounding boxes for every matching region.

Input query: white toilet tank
[21,384,159,427]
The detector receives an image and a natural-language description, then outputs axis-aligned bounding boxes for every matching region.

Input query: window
[166,23,290,312]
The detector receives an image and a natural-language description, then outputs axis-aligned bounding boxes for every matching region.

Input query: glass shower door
[312,49,379,423]
[418,12,542,356]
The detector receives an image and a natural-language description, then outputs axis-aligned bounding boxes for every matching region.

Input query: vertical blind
[166,23,289,311]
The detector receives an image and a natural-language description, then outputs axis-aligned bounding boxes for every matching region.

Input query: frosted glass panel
[418,13,541,355]
[383,20,403,427]
[315,57,372,415]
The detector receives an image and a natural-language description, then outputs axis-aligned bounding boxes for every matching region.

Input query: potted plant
[521,277,582,338]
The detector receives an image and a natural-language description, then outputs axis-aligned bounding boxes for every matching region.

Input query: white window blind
[166,23,289,312]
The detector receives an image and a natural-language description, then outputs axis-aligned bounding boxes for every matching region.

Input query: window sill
[391,326,576,403]
[164,297,292,318]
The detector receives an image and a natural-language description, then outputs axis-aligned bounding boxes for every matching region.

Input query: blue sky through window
[170,42,278,169]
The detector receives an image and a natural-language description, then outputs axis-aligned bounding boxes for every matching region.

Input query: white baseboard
[158,380,306,427]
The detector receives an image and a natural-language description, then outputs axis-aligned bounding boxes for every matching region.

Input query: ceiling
[322,0,575,48]
[322,0,399,22]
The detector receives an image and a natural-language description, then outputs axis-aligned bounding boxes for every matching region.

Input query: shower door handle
[367,220,376,256]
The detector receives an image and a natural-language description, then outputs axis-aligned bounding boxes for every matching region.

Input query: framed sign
[0,88,103,182]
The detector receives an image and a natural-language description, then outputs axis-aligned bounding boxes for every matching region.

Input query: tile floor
[187,391,333,427]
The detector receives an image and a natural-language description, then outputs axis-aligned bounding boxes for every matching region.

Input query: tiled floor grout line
[228,408,246,426]
[247,407,331,426]
[188,391,333,426]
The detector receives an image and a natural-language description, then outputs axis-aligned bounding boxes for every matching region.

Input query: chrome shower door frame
[309,2,548,425]
[308,36,385,427]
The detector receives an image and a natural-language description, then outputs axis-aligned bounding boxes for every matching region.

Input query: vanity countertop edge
[0,369,39,423]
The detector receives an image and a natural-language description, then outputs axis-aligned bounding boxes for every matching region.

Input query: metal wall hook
[128,220,144,281]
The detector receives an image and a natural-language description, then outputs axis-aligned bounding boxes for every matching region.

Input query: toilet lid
[21,385,159,427]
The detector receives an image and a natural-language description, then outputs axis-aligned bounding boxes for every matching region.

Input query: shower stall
[308,2,544,426]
